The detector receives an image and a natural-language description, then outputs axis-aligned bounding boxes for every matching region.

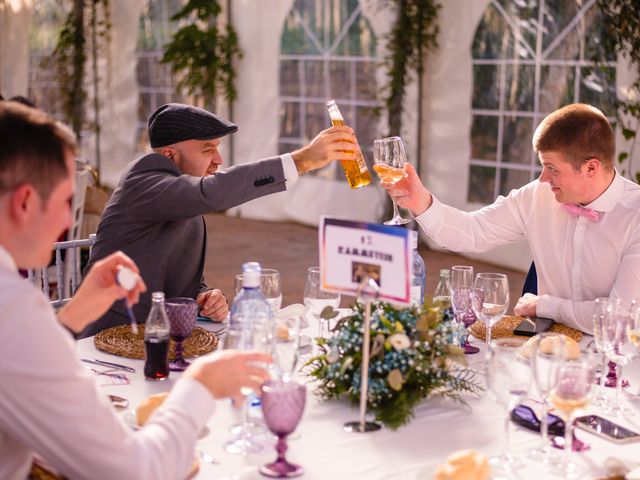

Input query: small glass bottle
[326,99,372,189]
[410,231,426,308]
[144,292,170,381]
[433,268,451,308]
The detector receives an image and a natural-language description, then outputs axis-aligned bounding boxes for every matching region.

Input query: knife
[80,357,136,373]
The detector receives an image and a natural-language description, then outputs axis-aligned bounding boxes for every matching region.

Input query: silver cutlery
[80,357,136,373]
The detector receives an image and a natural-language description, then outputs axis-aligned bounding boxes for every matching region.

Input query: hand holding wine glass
[373,136,411,226]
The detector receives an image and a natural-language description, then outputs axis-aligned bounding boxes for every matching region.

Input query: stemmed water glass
[450,265,479,354]
[591,297,613,407]
[601,299,635,417]
[235,268,283,315]
[486,338,531,473]
[303,267,341,338]
[165,297,198,371]
[260,379,307,478]
[373,136,410,226]
[528,333,566,463]
[275,314,302,381]
[223,319,273,455]
[471,273,509,354]
[549,355,595,479]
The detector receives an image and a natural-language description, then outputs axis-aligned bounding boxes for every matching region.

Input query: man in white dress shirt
[385,103,640,334]
[0,103,272,478]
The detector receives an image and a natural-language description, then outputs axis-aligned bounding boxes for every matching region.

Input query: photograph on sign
[319,217,411,305]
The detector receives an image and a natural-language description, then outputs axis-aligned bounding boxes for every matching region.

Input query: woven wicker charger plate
[94,324,218,360]
[468,315,583,343]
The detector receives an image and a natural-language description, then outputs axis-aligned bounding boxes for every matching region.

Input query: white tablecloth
[76,320,640,480]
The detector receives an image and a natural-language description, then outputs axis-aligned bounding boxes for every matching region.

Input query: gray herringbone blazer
[79,153,286,337]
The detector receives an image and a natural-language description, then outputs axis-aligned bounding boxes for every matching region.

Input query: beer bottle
[144,292,170,381]
[326,99,372,189]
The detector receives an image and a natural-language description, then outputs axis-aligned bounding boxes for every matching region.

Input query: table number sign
[319,216,411,306]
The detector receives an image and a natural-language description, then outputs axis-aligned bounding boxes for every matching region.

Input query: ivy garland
[46,0,111,142]
[380,0,441,138]
[161,0,242,108]
[595,0,640,183]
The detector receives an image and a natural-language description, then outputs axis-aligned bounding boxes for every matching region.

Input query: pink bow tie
[562,203,600,222]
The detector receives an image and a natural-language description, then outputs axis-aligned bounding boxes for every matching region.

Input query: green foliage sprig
[595,0,640,183]
[161,0,242,108]
[305,301,482,430]
[379,0,441,137]
[45,0,111,140]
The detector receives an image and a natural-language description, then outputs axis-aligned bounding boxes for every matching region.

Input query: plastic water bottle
[230,262,272,333]
[229,262,273,411]
[410,231,426,308]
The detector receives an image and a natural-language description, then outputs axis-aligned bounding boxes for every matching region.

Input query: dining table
[76,315,640,480]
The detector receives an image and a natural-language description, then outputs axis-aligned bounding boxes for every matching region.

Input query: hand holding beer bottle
[326,99,372,189]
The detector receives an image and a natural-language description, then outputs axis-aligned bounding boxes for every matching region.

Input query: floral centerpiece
[305,302,482,430]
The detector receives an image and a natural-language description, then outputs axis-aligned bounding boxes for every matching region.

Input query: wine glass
[528,333,566,463]
[260,379,307,478]
[373,136,410,226]
[223,319,273,455]
[235,268,283,315]
[303,267,341,338]
[165,297,198,371]
[471,273,509,354]
[450,265,479,354]
[549,356,595,479]
[601,298,635,417]
[275,314,302,381]
[485,338,531,473]
[591,297,614,407]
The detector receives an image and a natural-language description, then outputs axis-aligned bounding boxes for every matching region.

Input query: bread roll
[434,449,490,480]
[519,334,580,360]
[136,392,169,426]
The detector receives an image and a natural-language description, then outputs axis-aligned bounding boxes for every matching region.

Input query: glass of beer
[373,136,411,225]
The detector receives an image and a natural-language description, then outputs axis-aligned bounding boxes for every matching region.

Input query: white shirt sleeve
[280,153,299,187]
[415,191,527,252]
[0,284,215,480]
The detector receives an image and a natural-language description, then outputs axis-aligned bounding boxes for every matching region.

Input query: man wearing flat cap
[80,103,357,337]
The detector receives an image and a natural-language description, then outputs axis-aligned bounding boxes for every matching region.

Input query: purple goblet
[452,287,480,354]
[260,380,306,478]
[165,297,198,371]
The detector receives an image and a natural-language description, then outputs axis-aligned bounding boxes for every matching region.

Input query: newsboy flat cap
[148,103,238,148]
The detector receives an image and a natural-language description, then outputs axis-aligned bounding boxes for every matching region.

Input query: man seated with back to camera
[81,103,359,338]
[383,103,640,334]
[0,102,272,480]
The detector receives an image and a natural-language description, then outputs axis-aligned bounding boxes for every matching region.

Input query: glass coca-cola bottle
[144,292,170,381]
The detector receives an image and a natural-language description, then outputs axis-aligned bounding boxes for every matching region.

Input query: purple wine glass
[165,297,197,371]
[260,380,306,478]
[451,287,480,354]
